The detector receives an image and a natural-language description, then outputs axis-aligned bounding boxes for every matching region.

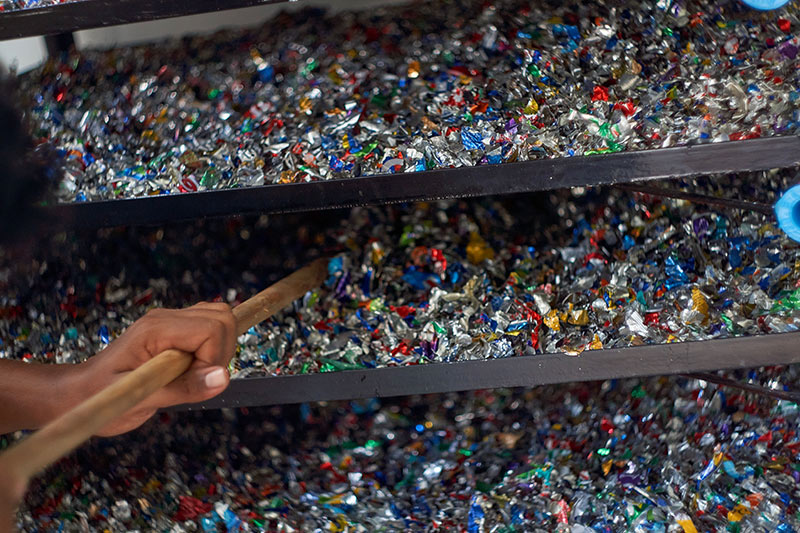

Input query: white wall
[0,0,404,72]
[74,2,305,49]
[0,35,47,73]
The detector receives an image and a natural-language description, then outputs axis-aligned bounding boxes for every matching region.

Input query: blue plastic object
[775,184,800,243]
[741,0,790,10]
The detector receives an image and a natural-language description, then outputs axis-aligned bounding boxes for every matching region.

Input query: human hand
[0,303,234,530]
[71,302,237,436]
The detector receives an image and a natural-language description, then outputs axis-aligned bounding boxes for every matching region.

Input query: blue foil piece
[721,460,746,480]
[361,268,373,298]
[696,456,718,487]
[329,154,344,172]
[460,128,484,150]
[729,245,743,269]
[222,509,242,531]
[506,321,528,332]
[402,266,441,290]
[98,325,110,344]
[468,496,485,533]
[328,256,344,275]
[664,255,689,289]
[200,517,216,533]
[257,64,275,83]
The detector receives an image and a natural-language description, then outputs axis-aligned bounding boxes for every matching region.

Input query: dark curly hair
[0,72,59,246]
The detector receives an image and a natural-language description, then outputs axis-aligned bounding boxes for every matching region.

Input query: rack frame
[5,0,800,411]
[175,332,800,409]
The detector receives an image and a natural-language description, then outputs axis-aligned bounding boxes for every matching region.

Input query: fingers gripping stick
[0,259,327,499]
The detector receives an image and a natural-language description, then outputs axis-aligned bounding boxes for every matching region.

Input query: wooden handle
[0,258,327,488]
[232,258,328,336]
[0,349,195,489]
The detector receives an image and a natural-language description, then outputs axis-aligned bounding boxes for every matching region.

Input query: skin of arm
[0,360,88,435]
[0,302,237,531]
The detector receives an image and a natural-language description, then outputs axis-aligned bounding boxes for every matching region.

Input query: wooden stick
[0,258,327,493]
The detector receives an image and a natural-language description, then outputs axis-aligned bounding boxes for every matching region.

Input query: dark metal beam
[171,331,800,411]
[0,0,291,41]
[616,183,776,215]
[43,32,74,57]
[684,372,800,403]
[49,136,800,230]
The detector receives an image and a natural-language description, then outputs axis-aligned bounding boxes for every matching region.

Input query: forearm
[0,360,88,434]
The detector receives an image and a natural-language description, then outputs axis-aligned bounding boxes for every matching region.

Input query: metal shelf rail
[49,136,800,229]
[177,331,800,410]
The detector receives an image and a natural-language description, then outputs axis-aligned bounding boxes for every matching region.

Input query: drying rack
[2,0,799,409]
